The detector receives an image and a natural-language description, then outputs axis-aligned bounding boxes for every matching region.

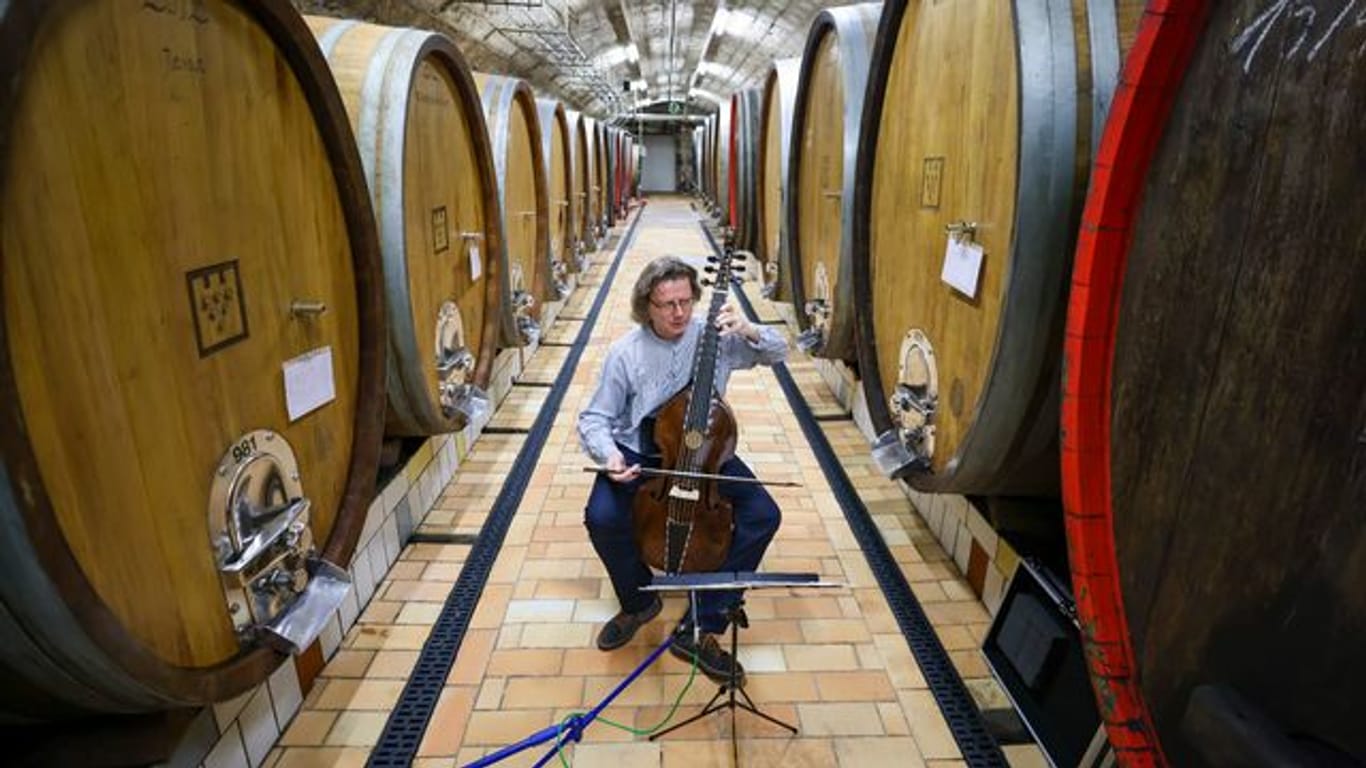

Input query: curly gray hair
[630,256,702,326]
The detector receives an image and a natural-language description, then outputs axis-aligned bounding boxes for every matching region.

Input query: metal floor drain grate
[365,209,645,768]
[406,531,480,545]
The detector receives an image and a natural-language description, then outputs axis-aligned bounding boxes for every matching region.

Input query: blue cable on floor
[366,207,646,767]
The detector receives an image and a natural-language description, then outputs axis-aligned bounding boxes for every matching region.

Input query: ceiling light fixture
[711,7,731,33]
[595,43,639,69]
[595,46,627,68]
[720,8,761,39]
[697,60,735,81]
[688,88,724,105]
[708,6,763,41]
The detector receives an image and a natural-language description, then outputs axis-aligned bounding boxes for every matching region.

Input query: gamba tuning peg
[701,278,714,288]
[704,265,717,273]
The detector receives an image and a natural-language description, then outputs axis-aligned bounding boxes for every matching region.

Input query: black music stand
[642,572,841,765]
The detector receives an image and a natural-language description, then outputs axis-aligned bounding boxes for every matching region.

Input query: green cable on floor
[553,650,702,767]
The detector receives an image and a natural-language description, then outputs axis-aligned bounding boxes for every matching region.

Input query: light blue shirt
[577,317,788,464]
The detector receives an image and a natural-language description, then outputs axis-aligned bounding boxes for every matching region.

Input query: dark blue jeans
[584,443,781,634]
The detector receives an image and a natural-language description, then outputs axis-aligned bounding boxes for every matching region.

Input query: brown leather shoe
[670,628,746,686]
[595,595,663,651]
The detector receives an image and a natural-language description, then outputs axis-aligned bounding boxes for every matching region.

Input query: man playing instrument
[578,255,787,684]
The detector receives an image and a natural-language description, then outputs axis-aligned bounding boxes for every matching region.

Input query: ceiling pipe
[608,113,704,123]
[667,0,678,104]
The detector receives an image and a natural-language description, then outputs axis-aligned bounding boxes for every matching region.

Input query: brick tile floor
[265,197,1045,768]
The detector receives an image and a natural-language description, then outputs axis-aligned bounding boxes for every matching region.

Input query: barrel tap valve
[574,240,590,272]
[873,330,939,477]
[441,379,491,424]
[761,260,779,299]
[796,299,830,353]
[513,288,541,345]
[208,431,350,653]
[552,260,571,299]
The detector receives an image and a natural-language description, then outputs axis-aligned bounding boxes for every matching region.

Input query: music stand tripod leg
[647,595,798,759]
[723,601,797,734]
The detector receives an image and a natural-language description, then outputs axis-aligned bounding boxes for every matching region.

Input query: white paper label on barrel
[941,238,985,299]
[469,243,483,282]
[283,346,336,422]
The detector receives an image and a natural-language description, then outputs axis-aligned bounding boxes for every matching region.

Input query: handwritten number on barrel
[1231,0,1366,73]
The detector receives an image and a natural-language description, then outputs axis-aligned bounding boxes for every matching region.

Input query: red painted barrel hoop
[1061,2,1211,764]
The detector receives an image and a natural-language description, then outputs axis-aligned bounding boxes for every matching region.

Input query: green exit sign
[668,101,682,115]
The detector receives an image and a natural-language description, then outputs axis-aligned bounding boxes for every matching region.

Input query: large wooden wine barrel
[580,115,601,241]
[714,104,733,224]
[567,109,593,253]
[593,121,612,229]
[0,0,384,721]
[727,89,762,254]
[706,114,719,206]
[787,3,882,361]
[710,112,721,209]
[692,126,705,195]
[851,0,1140,494]
[605,126,620,225]
[612,129,621,210]
[757,59,801,302]
[629,134,639,199]
[697,126,707,196]
[702,114,717,204]
[475,73,553,347]
[621,133,635,205]
[308,18,501,437]
[616,129,629,215]
[621,131,635,210]
[1064,3,1366,765]
[616,129,627,212]
[602,122,612,227]
[535,98,576,277]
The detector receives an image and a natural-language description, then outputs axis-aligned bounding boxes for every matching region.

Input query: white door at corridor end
[641,133,676,192]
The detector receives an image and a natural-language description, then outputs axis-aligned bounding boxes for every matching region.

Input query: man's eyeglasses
[650,297,694,312]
